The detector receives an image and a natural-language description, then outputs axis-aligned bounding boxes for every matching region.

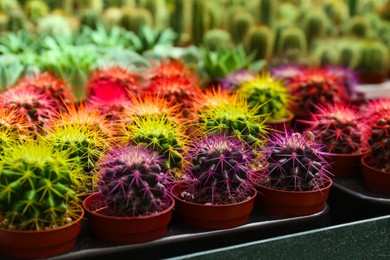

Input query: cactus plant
[15,73,73,113]
[120,7,153,33]
[122,115,187,175]
[244,25,274,60]
[0,87,57,134]
[219,70,256,93]
[144,0,169,30]
[202,29,233,52]
[258,130,332,191]
[170,0,192,46]
[25,0,48,22]
[44,123,108,196]
[0,142,85,230]
[347,15,371,38]
[325,66,360,101]
[302,10,329,47]
[255,0,275,27]
[305,103,366,154]
[236,72,291,121]
[198,89,269,148]
[97,145,172,216]
[191,0,209,46]
[276,27,307,57]
[36,15,74,38]
[271,64,303,86]
[228,11,255,45]
[146,60,197,84]
[289,68,348,117]
[179,133,256,204]
[102,7,123,28]
[0,107,30,153]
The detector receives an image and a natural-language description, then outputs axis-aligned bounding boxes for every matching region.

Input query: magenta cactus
[98,145,173,216]
[305,103,366,154]
[181,134,256,205]
[324,66,361,101]
[261,129,332,191]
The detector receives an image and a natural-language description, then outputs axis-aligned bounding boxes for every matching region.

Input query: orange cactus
[146,60,198,84]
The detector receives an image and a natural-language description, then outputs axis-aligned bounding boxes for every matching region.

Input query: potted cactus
[83,145,175,243]
[170,134,257,229]
[304,103,368,177]
[249,129,333,217]
[0,142,85,259]
[360,100,390,192]
[236,72,293,131]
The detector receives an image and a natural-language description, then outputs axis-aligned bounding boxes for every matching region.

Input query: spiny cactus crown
[99,145,172,216]
[306,103,365,154]
[183,134,255,204]
[263,130,331,191]
[237,72,290,120]
[0,142,84,230]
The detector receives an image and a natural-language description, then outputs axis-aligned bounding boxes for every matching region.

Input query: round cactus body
[183,134,255,204]
[263,130,332,191]
[99,145,172,216]
[0,142,83,230]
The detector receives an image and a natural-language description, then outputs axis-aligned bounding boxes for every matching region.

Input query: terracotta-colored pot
[0,205,84,259]
[171,182,257,230]
[83,192,174,243]
[266,111,294,132]
[361,155,390,193]
[328,151,369,177]
[250,175,332,217]
[358,71,388,84]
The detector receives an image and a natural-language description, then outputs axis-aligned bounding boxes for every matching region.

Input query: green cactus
[77,0,103,12]
[5,10,26,32]
[123,115,187,177]
[37,15,74,38]
[302,10,328,48]
[25,0,48,22]
[202,29,233,52]
[228,11,255,44]
[144,0,169,30]
[345,0,360,16]
[192,0,209,46]
[0,0,20,13]
[102,7,123,28]
[79,9,102,30]
[0,142,85,230]
[120,7,153,32]
[347,15,371,38]
[324,1,349,29]
[337,39,359,68]
[244,25,274,60]
[170,0,192,45]
[236,73,291,121]
[256,0,275,28]
[310,40,339,66]
[355,40,390,73]
[276,27,307,57]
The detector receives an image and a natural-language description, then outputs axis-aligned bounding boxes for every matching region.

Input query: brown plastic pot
[83,192,174,243]
[0,205,84,259]
[358,71,388,84]
[328,151,369,177]
[361,155,390,193]
[250,175,332,217]
[266,111,294,132]
[171,182,257,230]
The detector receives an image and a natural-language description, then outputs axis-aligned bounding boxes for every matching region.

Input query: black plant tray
[329,174,390,225]
[29,204,330,260]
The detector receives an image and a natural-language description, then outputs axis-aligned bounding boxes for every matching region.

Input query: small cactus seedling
[0,87,57,134]
[236,73,291,121]
[181,134,255,204]
[98,145,172,216]
[305,103,366,154]
[0,142,85,230]
[123,115,187,176]
[44,124,108,195]
[289,68,348,116]
[198,89,269,148]
[87,66,142,101]
[260,130,332,191]
[15,72,73,112]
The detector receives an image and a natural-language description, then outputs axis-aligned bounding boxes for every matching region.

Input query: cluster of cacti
[198,89,268,148]
[123,115,187,176]
[181,134,255,204]
[288,68,348,116]
[0,142,85,230]
[260,130,331,191]
[236,73,291,121]
[44,124,108,195]
[362,99,390,172]
[305,103,365,154]
[98,145,172,216]
[0,87,57,134]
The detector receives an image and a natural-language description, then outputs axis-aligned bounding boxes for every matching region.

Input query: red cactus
[305,103,366,154]
[15,72,73,112]
[87,66,143,100]
[0,87,57,134]
[289,68,348,116]
[146,60,197,84]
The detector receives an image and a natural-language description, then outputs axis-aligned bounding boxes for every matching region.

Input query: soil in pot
[0,205,84,259]
[361,155,390,193]
[83,192,175,244]
[170,182,257,230]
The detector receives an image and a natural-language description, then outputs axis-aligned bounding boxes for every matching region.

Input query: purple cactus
[270,64,303,85]
[99,145,173,216]
[262,129,332,191]
[219,70,256,92]
[182,134,256,205]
